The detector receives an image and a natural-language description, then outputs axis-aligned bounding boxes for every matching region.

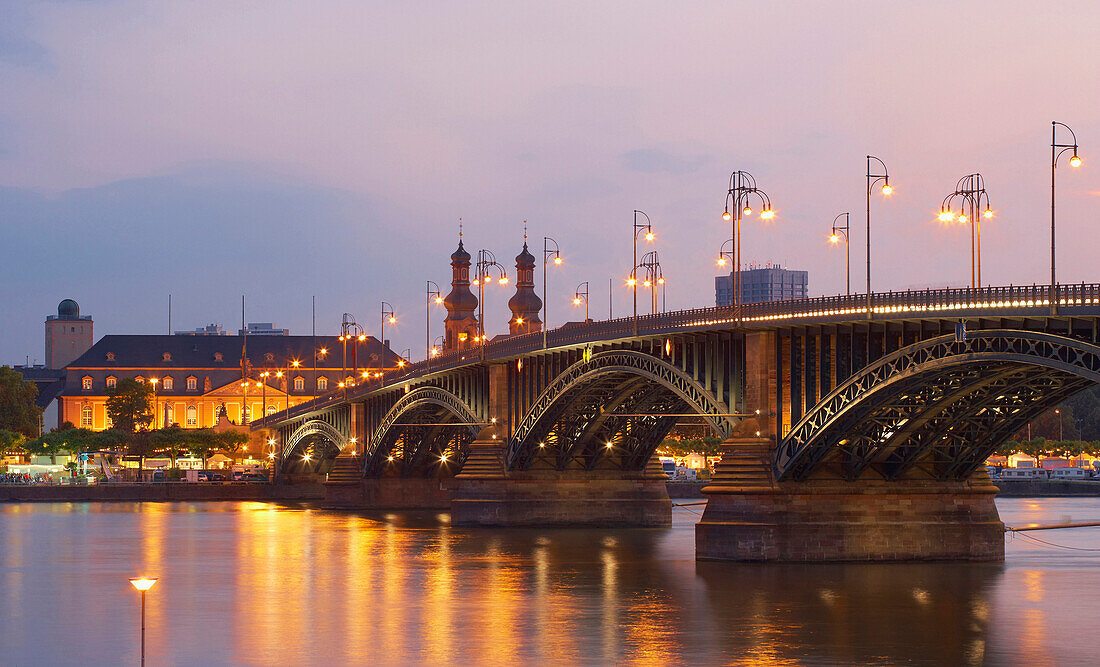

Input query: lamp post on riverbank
[129,577,158,667]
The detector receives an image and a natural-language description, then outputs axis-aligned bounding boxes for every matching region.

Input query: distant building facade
[45,299,93,369]
[716,265,808,306]
[22,301,402,432]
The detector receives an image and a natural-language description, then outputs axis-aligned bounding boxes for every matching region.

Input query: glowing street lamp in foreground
[129,577,158,667]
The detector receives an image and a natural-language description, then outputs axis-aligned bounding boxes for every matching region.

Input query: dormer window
[317,376,328,391]
[293,376,304,392]
[186,376,197,391]
[214,352,224,362]
[135,376,145,384]
[106,352,115,361]
[106,376,117,389]
[82,376,93,390]
[265,353,274,362]
[162,376,174,390]
[162,352,172,362]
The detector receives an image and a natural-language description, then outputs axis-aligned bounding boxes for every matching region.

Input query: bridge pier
[695,438,1005,562]
[450,429,672,527]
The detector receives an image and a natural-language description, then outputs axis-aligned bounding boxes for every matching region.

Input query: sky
[2,0,1099,365]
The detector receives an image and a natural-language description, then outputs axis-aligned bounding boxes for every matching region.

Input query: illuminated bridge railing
[255,282,1100,427]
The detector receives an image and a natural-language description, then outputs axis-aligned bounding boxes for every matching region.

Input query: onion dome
[508,243,542,334]
[451,240,471,263]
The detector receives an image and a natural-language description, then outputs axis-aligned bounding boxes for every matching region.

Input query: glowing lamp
[498,277,508,285]
[643,280,651,287]
[627,277,636,286]
[742,206,752,216]
[129,577,158,592]
[938,211,953,222]
[554,256,562,265]
[1070,155,1082,168]
[829,234,839,243]
[958,214,968,223]
[722,210,732,221]
[645,231,654,241]
[760,209,775,220]
[434,296,443,304]
[717,257,727,266]
[881,184,893,195]
[983,208,993,219]
[657,277,665,285]
[388,316,396,324]
[573,297,581,305]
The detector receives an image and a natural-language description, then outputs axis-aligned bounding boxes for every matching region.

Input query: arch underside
[365,389,480,478]
[507,352,734,471]
[282,420,345,474]
[777,332,1100,482]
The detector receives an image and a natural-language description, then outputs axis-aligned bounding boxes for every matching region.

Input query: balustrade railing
[257,282,1100,426]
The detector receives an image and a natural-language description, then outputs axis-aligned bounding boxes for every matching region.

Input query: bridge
[256,281,1100,562]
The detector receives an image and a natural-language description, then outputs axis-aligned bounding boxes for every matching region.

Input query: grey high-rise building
[716,265,808,306]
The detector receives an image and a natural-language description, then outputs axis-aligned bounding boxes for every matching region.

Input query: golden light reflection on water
[4,499,1100,664]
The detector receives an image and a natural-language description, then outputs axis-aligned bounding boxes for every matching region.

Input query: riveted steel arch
[364,386,480,475]
[776,330,1100,482]
[507,350,735,468]
[283,419,347,459]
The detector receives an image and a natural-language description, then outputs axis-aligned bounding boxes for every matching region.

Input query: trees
[215,431,250,463]
[0,366,41,438]
[105,378,153,433]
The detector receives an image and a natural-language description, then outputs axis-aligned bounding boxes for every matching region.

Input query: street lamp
[542,236,562,349]
[631,210,655,334]
[938,174,992,288]
[829,213,851,295]
[721,171,775,320]
[474,249,508,359]
[380,301,396,383]
[633,250,664,315]
[573,281,590,321]
[129,577,158,667]
[1052,120,1083,314]
[866,156,892,319]
[426,280,442,363]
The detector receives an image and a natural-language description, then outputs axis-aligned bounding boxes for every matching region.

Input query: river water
[1,498,1097,666]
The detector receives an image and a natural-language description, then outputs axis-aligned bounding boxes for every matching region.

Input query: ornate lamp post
[631,210,654,334]
[426,281,442,362]
[828,213,851,295]
[1052,121,1083,314]
[865,156,892,319]
[474,249,508,359]
[542,235,562,349]
[721,171,774,320]
[938,174,992,288]
[380,301,396,382]
[573,281,590,322]
[634,250,664,315]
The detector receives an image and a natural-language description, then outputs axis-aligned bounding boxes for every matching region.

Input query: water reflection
[0,499,1098,664]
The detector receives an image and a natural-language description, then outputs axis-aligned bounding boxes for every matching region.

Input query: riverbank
[994,479,1100,496]
[0,482,324,502]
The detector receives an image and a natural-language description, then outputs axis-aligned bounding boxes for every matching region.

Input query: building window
[82,376,93,390]
[162,376,173,390]
[293,376,304,392]
[105,352,115,361]
[214,352,224,362]
[186,405,197,427]
[317,376,328,391]
[135,376,145,384]
[162,352,172,362]
[186,376,197,391]
[265,353,274,362]
[165,404,174,425]
[81,405,92,427]
[105,415,113,428]
[266,405,277,416]
[106,376,117,389]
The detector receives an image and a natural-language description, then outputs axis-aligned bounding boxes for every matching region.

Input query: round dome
[57,299,80,320]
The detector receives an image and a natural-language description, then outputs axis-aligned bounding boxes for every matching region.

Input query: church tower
[443,237,479,351]
[507,240,542,335]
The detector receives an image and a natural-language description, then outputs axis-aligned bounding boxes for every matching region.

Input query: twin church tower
[442,233,542,351]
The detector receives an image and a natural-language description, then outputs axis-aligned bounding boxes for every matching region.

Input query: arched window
[81,405,92,427]
[162,376,173,390]
[81,376,93,390]
[186,376,197,391]
[266,405,277,416]
[345,376,355,387]
[293,376,304,392]
[162,352,172,362]
[135,376,145,384]
[186,406,197,427]
[165,404,174,425]
[214,352,224,362]
[106,376,117,389]
[317,376,328,391]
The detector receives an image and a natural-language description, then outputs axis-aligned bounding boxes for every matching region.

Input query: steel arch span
[776,330,1100,482]
[507,350,736,471]
[364,386,480,477]
[281,419,347,473]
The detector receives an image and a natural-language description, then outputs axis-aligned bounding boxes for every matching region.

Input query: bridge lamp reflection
[440,454,449,463]
[539,442,545,448]
[606,442,614,449]
[303,454,312,462]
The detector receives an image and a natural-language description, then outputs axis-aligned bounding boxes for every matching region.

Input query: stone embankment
[0,482,324,503]
[994,480,1100,497]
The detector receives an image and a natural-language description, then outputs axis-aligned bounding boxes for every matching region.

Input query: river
[1,498,1097,665]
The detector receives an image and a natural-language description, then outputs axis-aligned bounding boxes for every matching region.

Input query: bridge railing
[257,282,1100,427]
